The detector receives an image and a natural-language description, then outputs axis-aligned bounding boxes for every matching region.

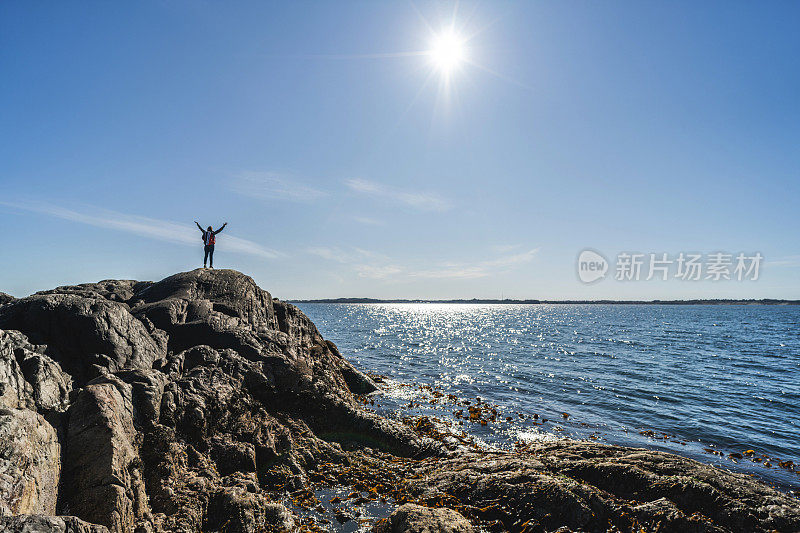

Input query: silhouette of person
[195,221,227,268]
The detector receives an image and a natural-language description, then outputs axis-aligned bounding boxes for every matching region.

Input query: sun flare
[428,30,466,73]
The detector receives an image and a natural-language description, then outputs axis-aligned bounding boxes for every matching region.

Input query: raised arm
[213,222,228,235]
[195,221,204,232]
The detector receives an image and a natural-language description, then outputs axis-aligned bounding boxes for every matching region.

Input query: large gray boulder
[0,294,166,384]
[0,408,60,515]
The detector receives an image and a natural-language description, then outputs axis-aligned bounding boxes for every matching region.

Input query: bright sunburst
[428,29,467,74]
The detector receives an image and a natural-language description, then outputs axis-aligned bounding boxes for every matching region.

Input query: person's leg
[209,245,214,268]
[204,245,210,267]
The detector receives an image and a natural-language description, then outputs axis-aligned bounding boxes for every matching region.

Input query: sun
[428,29,467,74]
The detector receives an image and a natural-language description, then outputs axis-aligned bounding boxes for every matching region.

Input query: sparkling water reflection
[296,303,800,492]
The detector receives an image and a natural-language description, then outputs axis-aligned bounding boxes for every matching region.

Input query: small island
[296,298,800,305]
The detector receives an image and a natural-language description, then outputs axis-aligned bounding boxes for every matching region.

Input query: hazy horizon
[2,2,798,300]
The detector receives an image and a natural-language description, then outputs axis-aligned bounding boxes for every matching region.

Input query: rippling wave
[297,303,800,491]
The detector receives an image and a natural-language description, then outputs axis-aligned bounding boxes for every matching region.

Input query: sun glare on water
[428,29,467,74]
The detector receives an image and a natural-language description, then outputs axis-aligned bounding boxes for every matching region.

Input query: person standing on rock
[195,221,227,268]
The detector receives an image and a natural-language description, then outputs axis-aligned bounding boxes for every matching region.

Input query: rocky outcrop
[399,443,800,533]
[0,269,797,533]
[0,270,429,532]
[0,294,166,384]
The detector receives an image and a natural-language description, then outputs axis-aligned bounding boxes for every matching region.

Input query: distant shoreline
[293,298,800,305]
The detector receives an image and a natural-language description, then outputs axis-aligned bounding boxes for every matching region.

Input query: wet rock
[263,503,295,530]
[334,507,355,524]
[340,359,379,395]
[407,443,800,533]
[204,488,292,533]
[0,408,60,515]
[376,504,474,533]
[0,514,109,533]
[630,497,718,531]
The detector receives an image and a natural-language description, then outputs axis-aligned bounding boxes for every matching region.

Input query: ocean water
[296,303,800,493]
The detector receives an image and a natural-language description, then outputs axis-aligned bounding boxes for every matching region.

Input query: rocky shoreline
[0,269,798,532]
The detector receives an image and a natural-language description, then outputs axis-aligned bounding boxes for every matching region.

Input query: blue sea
[296,303,800,493]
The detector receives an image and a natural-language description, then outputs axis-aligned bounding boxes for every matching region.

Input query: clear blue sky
[1,1,798,299]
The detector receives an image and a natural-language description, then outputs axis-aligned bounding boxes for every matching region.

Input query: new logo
[577,249,608,283]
